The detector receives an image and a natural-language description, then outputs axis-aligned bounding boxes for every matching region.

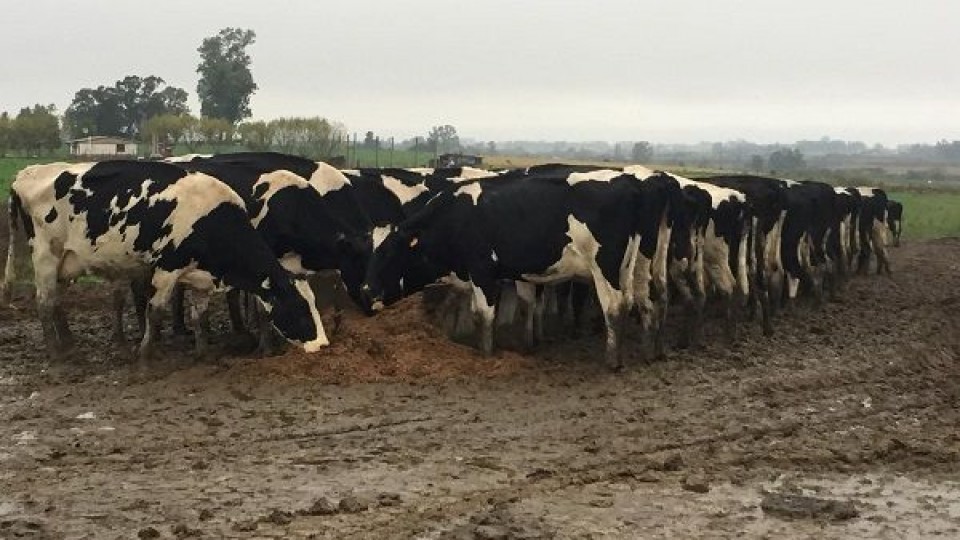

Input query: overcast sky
[3,0,957,145]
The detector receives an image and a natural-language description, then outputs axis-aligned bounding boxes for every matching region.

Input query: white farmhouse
[69,136,138,158]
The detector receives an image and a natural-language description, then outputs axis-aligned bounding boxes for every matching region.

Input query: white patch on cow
[855,186,878,197]
[261,277,271,290]
[163,154,212,163]
[491,250,498,262]
[457,167,498,180]
[441,272,472,290]
[382,175,429,205]
[702,220,735,295]
[787,275,800,298]
[178,268,217,291]
[250,171,309,227]
[154,171,246,249]
[455,182,483,205]
[667,173,746,210]
[523,216,597,283]
[566,169,623,185]
[623,165,656,178]
[470,284,496,324]
[294,278,329,352]
[372,225,393,250]
[308,162,351,195]
[280,252,307,274]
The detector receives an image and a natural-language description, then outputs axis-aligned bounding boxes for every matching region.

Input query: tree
[631,141,653,163]
[0,112,11,156]
[237,120,274,151]
[426,125,460,153]
[63,76,189,139]
[11,105,61,155]
[363,131,376,149]
[264,116,346,159]
[197,117,234,150]
[768,148,805,171]
[750,154,764,172]
[935,139,960,161]
[196,27,258,123]
[487,141,497,155]
[143,114,195,153]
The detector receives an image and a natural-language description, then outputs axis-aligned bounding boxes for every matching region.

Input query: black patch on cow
[9,192,34,240]
[43,207,57,223]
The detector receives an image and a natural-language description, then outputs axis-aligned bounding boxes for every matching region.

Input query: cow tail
[1,192,23,303]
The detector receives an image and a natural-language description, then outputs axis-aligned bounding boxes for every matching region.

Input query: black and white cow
[887,199,903,247]
[628,167,751,345]
[165,152,376,335]
[698,175,788,336]
[2,161,327,359]
[339,166,507,343]
[165,159,376,350]
[855,187,891,275]
[830,187,861,282]
[360,169,679,369]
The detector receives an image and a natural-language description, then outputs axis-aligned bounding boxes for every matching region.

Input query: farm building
[69,136,138,158]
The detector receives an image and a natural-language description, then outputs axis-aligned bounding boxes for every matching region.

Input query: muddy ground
[1,239,960,539]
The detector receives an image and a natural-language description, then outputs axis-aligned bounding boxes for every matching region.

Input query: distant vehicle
[430,153,483,168]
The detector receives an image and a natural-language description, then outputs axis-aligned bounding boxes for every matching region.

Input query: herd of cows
[0,152,904,370]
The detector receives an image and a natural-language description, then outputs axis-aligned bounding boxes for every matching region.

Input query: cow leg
[53,302,74,348]
[112,284,128,343]
[138,270,179,363]
[515,281,538,350]
[873,225,892,276]
[170,284,189,336]
[254,302,287,357]
[227,289,247,335]
[130,276,149,336]
[595,284,628,371]
[188,287,214,361]
[533,285,547,345]
[469,281,498,356]
[32,245,70,358]
[649,272,669,360]
[1,211,17,305]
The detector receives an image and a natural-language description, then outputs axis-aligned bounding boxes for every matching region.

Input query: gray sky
[3,0,957,145]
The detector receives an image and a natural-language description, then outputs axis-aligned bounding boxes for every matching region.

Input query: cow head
[260,275,329,352]
[359,225,423,314]
[332,230,374,310]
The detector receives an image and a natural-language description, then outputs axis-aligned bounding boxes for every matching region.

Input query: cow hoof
[226,332,257,354]
[606,362,625,373]
[193,348,218,364]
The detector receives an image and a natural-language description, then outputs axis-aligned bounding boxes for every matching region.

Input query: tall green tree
[63,76,188,139]
[196,28,258,123]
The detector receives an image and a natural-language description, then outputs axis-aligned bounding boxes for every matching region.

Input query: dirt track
[1,239,960,539]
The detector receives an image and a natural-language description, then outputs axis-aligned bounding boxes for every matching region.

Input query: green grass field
[0,157,55,198]
[886,190,960,240]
